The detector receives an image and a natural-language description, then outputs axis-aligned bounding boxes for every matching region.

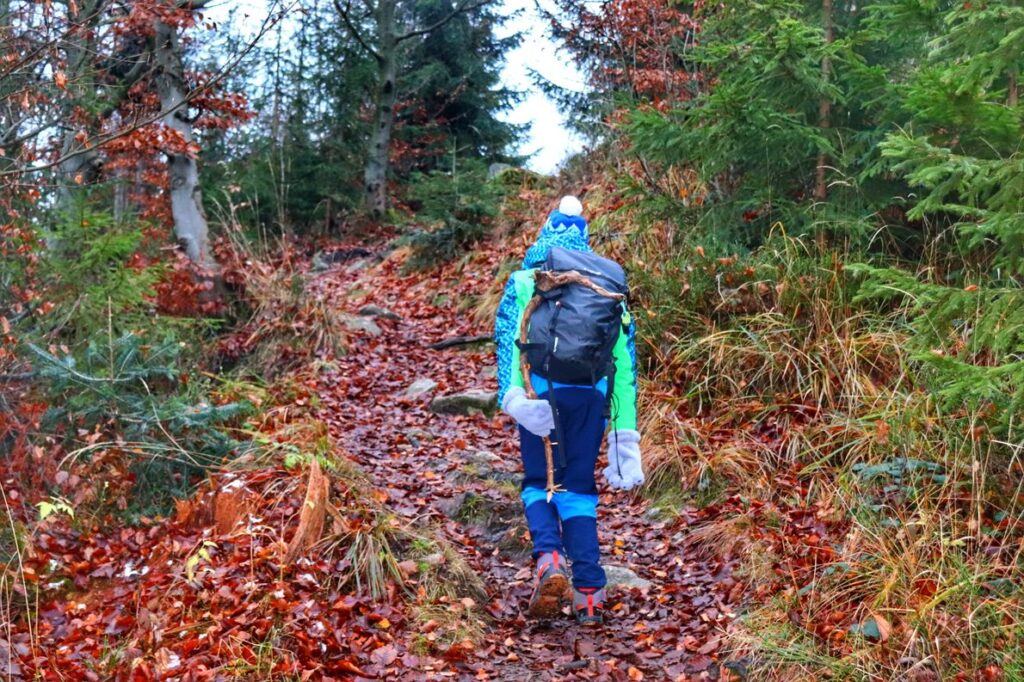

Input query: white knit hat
[559,195,583,216]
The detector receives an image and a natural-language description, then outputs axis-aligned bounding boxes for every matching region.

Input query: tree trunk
[364,0,398,217]
[814,0,833,204]
[57,0,102,211]
[113,171,129,223]
[339,0,487,215]
[154,17,215,266]
[814,0,834,250]
[269,22,292,233]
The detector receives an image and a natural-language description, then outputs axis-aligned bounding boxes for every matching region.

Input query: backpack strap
[514,282,564,357]
[515,340,545,353]
[544,301,568,469]
[603,355,616,422]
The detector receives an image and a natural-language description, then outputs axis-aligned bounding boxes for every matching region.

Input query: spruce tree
[625,0,873,247]
[855,0,1024,430]
[397,0,520,172]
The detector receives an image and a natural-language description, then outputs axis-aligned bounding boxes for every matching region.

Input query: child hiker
[494,195,644,625]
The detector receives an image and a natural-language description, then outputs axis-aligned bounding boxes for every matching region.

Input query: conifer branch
[334,0,382,61]
[394,0,493,44]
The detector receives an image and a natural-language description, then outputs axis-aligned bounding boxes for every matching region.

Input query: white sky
[495,0,588,173]
[211,0,585,175]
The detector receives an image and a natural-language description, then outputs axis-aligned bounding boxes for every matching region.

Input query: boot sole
[527,573,570,619]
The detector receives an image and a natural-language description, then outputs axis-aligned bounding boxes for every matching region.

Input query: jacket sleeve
[495,271,530,404]
[609,310,638,433]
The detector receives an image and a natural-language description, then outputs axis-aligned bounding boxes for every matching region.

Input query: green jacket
[496,268,638,433]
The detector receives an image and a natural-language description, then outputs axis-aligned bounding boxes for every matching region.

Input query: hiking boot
[527,551,571,618]
[572,587,605,626]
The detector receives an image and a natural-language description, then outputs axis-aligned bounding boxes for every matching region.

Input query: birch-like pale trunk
[154,17,215,266]
[364,0,398,217]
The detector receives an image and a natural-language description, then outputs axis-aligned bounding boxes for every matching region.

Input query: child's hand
[501,386,555,437]
[604,430,644,490]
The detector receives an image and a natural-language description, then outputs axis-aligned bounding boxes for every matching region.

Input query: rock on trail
[343,313,383,337]
[403,377,439,399]
[429,389,498,417]
[604,565,655,592]
[359,303,402,320]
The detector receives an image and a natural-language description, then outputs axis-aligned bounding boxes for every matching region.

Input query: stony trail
[2,245,745,681]
[310,250,742,681]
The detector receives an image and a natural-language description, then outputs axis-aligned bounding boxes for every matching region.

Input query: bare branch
[2,116,63,148]
[395,0,493,44]
[0,0,289,179]
[333,0,382,61]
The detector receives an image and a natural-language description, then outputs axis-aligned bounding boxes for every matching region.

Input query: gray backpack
[520,246,629,388]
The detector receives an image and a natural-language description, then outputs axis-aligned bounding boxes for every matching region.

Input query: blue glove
[604,429,644,490]
[502,386,554,437]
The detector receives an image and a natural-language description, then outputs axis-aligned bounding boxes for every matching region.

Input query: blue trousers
[520,387,606,589]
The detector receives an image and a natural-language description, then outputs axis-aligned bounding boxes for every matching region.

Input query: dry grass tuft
[220,228,350,378]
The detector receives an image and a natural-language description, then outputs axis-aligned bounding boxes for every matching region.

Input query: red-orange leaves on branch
[552,0,701,104]
[0,0,252,223]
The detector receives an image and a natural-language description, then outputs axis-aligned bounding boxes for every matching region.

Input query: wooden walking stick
[518,294,563,502]
[518,270,626,502]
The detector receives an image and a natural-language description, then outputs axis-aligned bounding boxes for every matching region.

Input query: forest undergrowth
[2,178,739,680]
[2,156,1021,681]
[5,0,1023,678]
[533,154,1024,681]
[2,157,1021,681]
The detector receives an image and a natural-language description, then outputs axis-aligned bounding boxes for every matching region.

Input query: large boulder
[604,565,653,592]
[486,166,546,189]
[429,389,498,416]
[487,162,513,179]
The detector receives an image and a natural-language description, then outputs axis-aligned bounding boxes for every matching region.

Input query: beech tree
[0,0,267,266]
[154,4,213,264]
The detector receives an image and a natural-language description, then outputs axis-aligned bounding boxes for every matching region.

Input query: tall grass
[221,224,350,378]
[602,195,1024,676]
[655,305,1022,676]
[471,159,1024,675]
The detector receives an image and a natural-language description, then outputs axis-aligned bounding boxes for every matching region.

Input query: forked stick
[519,295,562,501]
[534,270,625,302]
